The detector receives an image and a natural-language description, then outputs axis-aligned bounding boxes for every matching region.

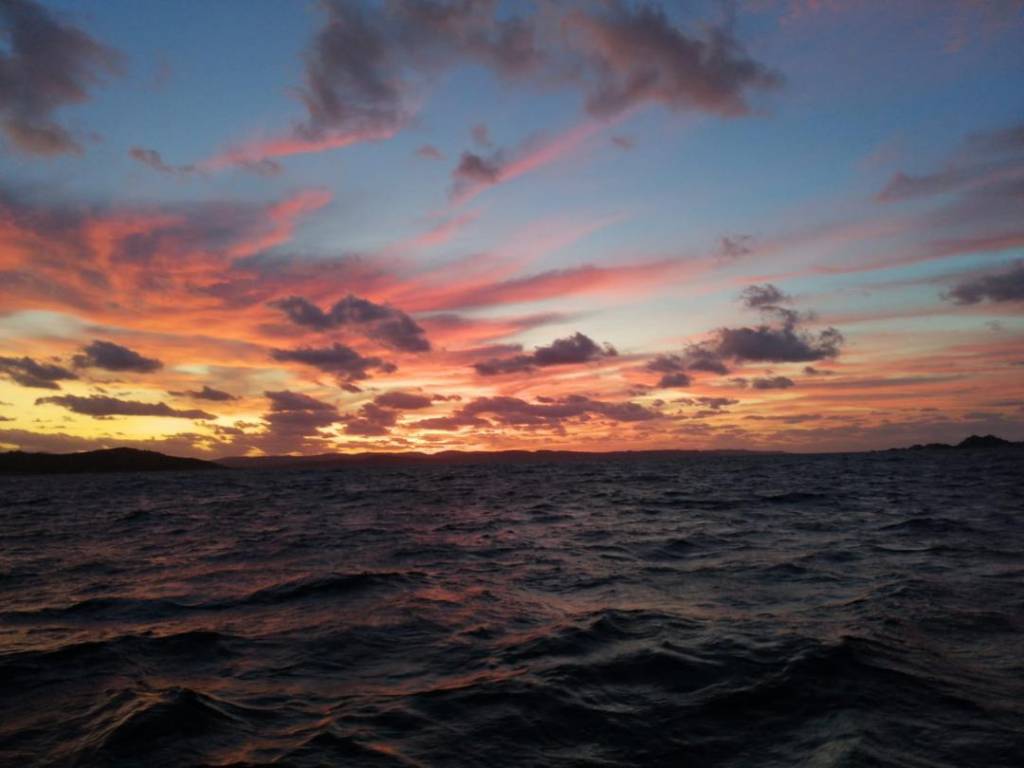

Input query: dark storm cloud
[0,0,121,155]
[751,375,795,390]
[474,332,616,376]
[944,262,1024,305]
[36,394,215,419]
[72,340,163,373]
[269,294,430,352]
[0,356,77,389]
[373,391,433,410]
[271,343,396,382]
[415,394,658,432]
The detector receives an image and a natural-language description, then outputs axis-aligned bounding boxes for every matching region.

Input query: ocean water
[1,452,1022,767]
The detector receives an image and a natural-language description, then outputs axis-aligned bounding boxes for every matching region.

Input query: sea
[1,451,1022,767]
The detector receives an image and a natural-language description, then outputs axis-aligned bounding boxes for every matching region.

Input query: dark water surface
[1,452,1022,767]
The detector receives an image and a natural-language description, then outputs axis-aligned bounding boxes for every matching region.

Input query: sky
[0,0,1022,456]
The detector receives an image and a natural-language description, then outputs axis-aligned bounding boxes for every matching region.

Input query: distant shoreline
[0,435,1020,475]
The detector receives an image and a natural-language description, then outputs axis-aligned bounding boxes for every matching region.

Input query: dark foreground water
[1,452,1022,767]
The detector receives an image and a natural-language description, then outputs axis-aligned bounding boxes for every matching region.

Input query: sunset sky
[1,0,1022,456]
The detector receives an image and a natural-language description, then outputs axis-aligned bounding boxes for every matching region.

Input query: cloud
[740,283,790,308]
[0,356,77,389]
[0,0,121,155]
[752,375,795,389]
[129,147,196,175]
[877,121,1024,203]
[373,391,433,410]
[72,340,163,373]
[0,427,223,456]
[714,234,753,262]
[676,396,738,410]
[0,186,332,319]
[265,390,335,413]
[657,372,691,388]
[472,122,492,147]
[296,0,409,144]
[452,150,503,195]
[564,1,781,118]
[343,402,398,436]
[36,394,215,419]
[611,134,634,150]
[715,285,843,363]
[270,294,430,352]
[271,343,396,382]
[944,262,1024,304]
[680,342,731,374]
[803,365,834,376]
[415,394,658,432]
[645,354,691,388]
[648,285,844,383]
[416,143,443,159]
[474,332,616,375]
[716,323,843,363]
[207,0,777,168]
[214,0,529,168]
[260,390,341,449]
[646,343,730,384]
[176,385,237,401]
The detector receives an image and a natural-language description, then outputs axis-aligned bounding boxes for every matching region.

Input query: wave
[2,453,1021,767]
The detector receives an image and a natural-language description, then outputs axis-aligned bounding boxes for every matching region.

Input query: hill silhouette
[0,447,225,475]
[1,435,1019,475]
[903,434,1023,452]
